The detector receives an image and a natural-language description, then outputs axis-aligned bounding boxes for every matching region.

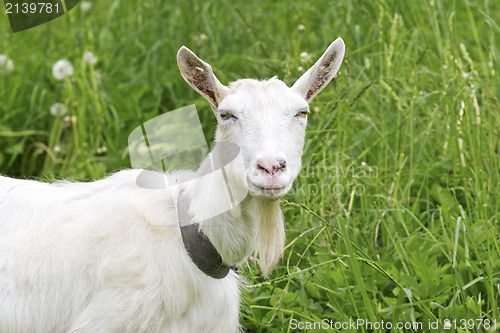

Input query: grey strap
[178,192,231,279]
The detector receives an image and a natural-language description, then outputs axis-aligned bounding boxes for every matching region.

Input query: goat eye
[296,110,308,118]
[220,112,237,121]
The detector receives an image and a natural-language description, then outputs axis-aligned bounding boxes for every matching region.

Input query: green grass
[1,0,499,332]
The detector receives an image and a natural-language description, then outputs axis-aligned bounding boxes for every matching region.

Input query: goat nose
[256,157,287,175]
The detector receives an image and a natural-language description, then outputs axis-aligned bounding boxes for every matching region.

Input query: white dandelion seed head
[138,145,149,156]
[0,55,14,73]
[80,1,92,12]
[83,51,97,65]
[198,33,208,41]
[50,103,67,117]
[313,106,320,112]
[364,57,371,69]
[71,115,77,123]
[97,146,108,154]
[52,59,74,81]
[6,59,14,72]
[297,66,304,72]
[54,145,62,153]
[300,52,310,63]
[297,24,305,32]
[63,116,72,127]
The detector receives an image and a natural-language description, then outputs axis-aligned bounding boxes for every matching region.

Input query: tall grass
[1,0,499,332]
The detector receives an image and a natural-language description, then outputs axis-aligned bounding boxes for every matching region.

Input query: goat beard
[254,199,285,277]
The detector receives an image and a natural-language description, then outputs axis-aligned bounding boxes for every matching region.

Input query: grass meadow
[1,0,499,332]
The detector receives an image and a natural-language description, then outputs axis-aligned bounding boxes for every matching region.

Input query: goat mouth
[246,177,290,197]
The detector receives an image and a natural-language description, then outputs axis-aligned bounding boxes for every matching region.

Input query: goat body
[0,170,243,332]
[0,38,345,332]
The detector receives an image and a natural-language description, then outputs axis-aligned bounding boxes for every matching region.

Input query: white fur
[0,38,344,332]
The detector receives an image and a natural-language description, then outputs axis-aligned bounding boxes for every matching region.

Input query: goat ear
[177,46,229,108]
[292,37,345,102]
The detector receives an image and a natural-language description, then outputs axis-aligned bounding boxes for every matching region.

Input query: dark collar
[177,193,232,279]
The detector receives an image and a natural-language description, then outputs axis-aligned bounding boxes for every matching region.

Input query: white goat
[0,38,345,333]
